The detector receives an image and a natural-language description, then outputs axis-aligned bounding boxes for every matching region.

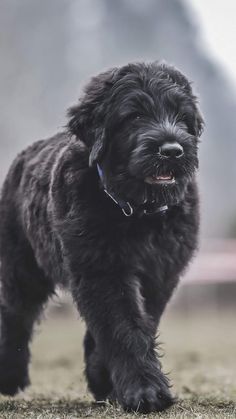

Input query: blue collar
[97,164,168,217]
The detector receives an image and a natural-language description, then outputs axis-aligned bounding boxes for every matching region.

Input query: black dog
[0,62,203,413]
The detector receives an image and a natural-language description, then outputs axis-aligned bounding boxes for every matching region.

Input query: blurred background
[0,1,235,417]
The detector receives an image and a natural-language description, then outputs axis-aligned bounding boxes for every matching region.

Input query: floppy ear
[194,107,204,138]
[67,67,119,148]
[89,129,106,167]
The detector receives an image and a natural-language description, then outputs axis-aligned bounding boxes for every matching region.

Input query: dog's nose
[159,142,184,158]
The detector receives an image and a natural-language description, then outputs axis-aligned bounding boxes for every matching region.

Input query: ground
[0,295,235,418]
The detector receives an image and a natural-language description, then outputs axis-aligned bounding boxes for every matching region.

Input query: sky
[188,0,236,85]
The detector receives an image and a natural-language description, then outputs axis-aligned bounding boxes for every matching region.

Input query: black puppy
[0,62,203,413]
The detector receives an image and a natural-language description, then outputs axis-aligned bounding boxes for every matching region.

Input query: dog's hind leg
[84,330,113,402]
[0,227,54,395]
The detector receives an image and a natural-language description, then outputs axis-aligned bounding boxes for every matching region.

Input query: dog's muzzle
[97,163,169,217]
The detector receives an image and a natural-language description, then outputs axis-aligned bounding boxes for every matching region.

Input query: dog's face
[68,62,203,206]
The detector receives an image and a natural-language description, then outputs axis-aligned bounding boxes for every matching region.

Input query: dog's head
[68,62,203,206]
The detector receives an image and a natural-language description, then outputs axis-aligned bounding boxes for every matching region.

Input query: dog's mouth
[145,172,175,185]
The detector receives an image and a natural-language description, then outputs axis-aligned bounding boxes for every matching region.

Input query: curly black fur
[0,62,203,413]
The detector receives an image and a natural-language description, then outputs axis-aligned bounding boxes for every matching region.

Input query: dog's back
[0,133,73,286]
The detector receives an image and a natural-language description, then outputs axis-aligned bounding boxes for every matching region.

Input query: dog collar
[97,164,168,217]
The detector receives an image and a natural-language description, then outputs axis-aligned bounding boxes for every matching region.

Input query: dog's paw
[0,349,30,396]
[117,375,174,413]
[0,371,29,396]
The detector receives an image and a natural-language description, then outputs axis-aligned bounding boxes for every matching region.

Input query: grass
[0,298,235,418]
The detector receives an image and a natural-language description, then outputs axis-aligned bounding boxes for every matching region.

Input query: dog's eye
[129,113,141,121]
[125,113,141,120]
[118,113,142,127]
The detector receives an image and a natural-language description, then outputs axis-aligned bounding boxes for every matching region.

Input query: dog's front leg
[72,271,174,413]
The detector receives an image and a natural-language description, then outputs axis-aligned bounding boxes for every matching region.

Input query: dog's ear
[89,129,106,167]
[67,67,119,148]
[194,107,204,138]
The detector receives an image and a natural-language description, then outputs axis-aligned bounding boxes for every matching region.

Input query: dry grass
[0,300,235,418]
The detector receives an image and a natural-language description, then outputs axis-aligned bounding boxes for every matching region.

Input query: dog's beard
[102,138,198,208]
[108,173,192,207]
[103,164,196,208]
